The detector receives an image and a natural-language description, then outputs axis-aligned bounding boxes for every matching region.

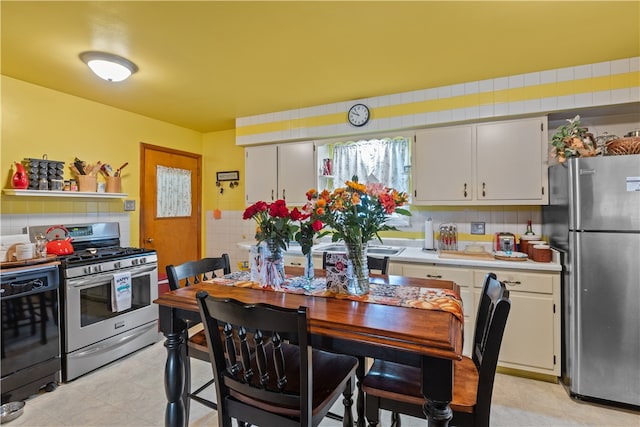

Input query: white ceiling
[2,1,639,133]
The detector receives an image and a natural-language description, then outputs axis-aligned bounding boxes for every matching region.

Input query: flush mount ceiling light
[79,51,138,82]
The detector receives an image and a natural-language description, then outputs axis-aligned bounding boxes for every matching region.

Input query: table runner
[205,271,463,321]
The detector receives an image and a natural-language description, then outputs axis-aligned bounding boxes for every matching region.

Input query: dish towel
[112,271,132,312]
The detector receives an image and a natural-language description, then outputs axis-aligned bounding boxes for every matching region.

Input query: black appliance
[1,262,61,403]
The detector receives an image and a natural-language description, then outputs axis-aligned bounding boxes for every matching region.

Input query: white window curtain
[333,137,410,193]
[156,165,192,218]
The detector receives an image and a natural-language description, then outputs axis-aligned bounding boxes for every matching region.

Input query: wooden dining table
[154,267,463,427]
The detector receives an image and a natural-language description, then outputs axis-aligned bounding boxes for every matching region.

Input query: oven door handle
[67,265,157,288]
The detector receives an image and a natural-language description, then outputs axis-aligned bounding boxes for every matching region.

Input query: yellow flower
[346,180,366,192]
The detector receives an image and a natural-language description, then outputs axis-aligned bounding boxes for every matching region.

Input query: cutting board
[0,254,58,269]
[438,250,495,261]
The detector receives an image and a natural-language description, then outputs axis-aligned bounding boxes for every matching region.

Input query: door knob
[146,238,154,243]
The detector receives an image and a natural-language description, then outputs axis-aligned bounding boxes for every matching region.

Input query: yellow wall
[1,76,206,245]
[202,129,245,213]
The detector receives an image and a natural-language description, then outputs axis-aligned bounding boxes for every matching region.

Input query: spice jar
[38,178,48,191]
[50,179,64,191]
[69,179,78,191]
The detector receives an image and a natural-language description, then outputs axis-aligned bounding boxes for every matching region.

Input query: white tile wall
[205,206,544,271]
[236,57,640,146]
[1,213,132,245]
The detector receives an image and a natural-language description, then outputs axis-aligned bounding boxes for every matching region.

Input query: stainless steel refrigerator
[543,155,640,407]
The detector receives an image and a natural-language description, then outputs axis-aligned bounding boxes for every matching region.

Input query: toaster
[494,232,516,252]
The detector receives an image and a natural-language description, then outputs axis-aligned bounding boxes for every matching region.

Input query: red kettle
[46,225,74,255]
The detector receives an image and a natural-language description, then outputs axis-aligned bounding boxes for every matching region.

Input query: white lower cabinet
[283,254,322,269]
[473,269,560,377]
[397,262,560,377]
[401,264,475,357]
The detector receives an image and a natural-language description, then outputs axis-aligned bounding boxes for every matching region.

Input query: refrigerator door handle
[578,168,596,175]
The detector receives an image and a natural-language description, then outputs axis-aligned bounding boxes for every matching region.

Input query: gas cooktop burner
[60,247,155,264]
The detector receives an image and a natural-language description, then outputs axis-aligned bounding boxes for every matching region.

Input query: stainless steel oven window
[79,273,152,327]
[65,264,157,328]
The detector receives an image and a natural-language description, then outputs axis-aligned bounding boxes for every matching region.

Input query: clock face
[348,104,370,127]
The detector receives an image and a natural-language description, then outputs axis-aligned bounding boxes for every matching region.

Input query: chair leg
[364,393,380,427]
[189,378,217,410]
[391,412,402,427]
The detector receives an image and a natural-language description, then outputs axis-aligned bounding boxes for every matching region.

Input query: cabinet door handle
[463,183,467,198]
[426,274,443,279]
[482,182,486,197]
[282,189,286,199]
[503,280,522,286]
[271,189,274,200]
[290,262,302,266]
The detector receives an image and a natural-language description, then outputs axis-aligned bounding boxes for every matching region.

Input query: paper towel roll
[424,218,434,250]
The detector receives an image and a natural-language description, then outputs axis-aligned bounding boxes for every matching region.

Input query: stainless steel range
[28,222,159,382]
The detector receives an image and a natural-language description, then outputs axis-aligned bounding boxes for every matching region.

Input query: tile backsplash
[1,212,132,245]
[2,205,541,270]
[206,206,542,269]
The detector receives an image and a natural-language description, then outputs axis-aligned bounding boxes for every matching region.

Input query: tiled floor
[8,338,640,427]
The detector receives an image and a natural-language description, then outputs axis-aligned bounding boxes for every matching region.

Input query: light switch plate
[471,221,485,235]
[124,200,136,211]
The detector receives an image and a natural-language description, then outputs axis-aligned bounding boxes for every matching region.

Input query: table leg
[164,330,186,427]
[421,356,453,427]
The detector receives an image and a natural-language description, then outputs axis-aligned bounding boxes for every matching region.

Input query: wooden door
[141,143,201,275]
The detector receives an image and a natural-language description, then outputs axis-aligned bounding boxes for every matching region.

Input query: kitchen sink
[318,244,404,256]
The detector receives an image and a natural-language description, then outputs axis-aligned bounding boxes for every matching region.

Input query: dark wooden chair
[366,256,390,275]
[166,255,231,412]
[195,292,360,427]
[361,272,511,427]
[322,252,390,275]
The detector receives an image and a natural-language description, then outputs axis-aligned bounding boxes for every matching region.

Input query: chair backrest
[195,292,312,423]
[321,252,390,275]
[367,256,389,275]
[471,273,511,425]
[166,255,231,290]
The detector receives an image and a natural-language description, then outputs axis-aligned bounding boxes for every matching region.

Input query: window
[317,135,412,227]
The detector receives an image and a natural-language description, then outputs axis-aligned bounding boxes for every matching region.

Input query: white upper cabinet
[413,125,474,203]
[245,141,315,206]
[413,116,548,205]
[476,117,547,202]
[277,142,316,205]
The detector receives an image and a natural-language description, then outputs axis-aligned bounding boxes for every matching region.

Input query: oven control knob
[140,258,146,264]
[84,267,92,274]
[132,258,139,266]
[114,262,121,269]
[93,265,102,273]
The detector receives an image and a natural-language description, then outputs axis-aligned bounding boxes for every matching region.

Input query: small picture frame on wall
[216,170,239,182]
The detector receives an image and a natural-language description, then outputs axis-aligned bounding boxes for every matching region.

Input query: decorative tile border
[236,57,640,145]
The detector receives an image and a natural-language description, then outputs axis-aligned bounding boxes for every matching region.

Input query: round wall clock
[347,103,370,127]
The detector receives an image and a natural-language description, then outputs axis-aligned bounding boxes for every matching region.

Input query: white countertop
[237,240,562,272]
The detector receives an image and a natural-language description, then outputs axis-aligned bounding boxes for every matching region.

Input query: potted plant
[550,115,600,163]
